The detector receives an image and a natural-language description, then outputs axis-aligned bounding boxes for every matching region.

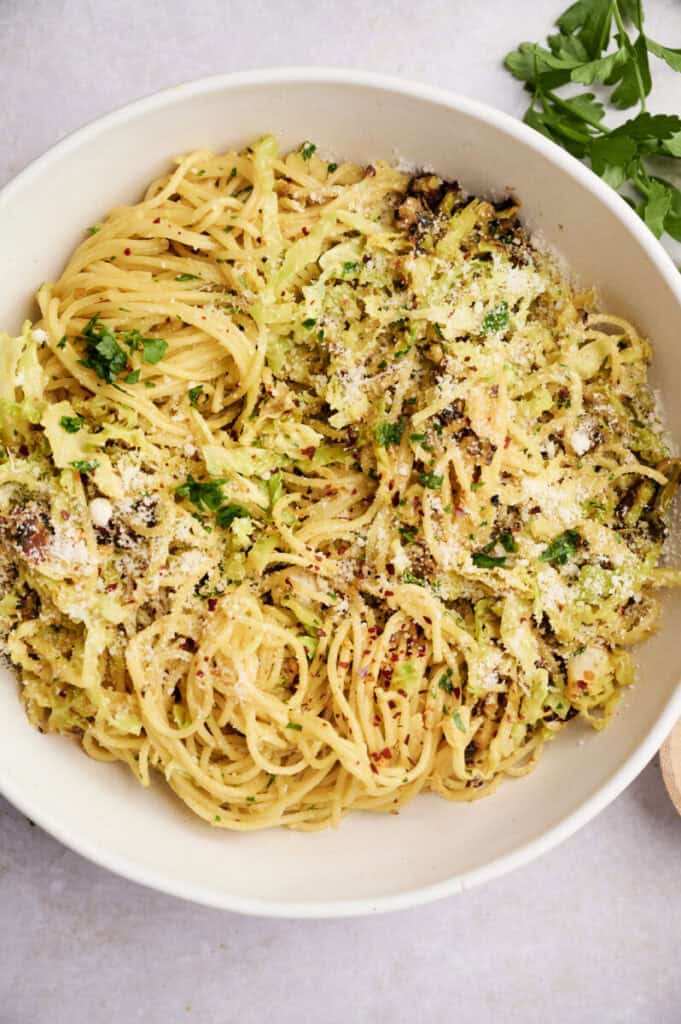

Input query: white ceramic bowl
[1,69,680,917]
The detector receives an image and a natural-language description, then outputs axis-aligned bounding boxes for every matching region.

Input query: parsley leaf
[141,338,168,364]
[398,524,417,544]
[215,504,250,528]
[438,669,454,693]
[646,38,681,74]
[124,369,141,385]
[301,141,316,160]
[175,273,199,282]
[499,531,517,553]
[79,318,128,384]
[376,418,405,447]
[452,709,466,733]
[504,1,681,243]
[472,551,506,569]
[481,301,509,335]
[69,459,98,475]
[188,384,203,407]
[539,529,580,565]
[418,471,443,489]
[59,415,83,433]
[401,570,426,585]
[175,475,225,511]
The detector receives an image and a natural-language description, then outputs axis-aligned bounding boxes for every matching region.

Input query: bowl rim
[2,66,681,918]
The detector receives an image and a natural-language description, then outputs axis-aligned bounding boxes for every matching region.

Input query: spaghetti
[0,135,678,830]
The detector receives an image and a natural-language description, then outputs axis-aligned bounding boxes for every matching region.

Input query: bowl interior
[1,72,680,915]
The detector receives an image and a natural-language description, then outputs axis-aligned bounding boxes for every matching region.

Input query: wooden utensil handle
[660,719,681,815]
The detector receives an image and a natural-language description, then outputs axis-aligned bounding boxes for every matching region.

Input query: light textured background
[2,2,681,1022]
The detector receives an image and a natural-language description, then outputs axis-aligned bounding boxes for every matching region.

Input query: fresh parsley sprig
[504,0,681,240]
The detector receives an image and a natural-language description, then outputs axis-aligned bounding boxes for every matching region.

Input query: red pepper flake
[504,435,511,449]
[301,446,316,459]
[384,590,394,597]
[124,247,131,256]
[302,226,309,236]
[380,747,392,760]
[529,505,541,515]
[390,653,399,663]
[153,217,160,224]
[338,661,351,669]
[105,583,118,592]
[207,597,217,611]
[61,510,70,521]
[577,680,588,690]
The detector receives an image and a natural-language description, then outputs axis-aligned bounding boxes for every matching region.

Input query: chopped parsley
[302,318,317,329]
[418,471,443,489]
[401,570,426,585]
[342,260,360,274]
[499,531,517,553]
[175,475,225,511]
[57,336,67,349]
[79,318,128,384]
[438,669,454,694]
[301,141,316,160]
[86,225,100,235]
[472,551,506,569]
[139,336,168,364]
[327,162,338,173]
[481,301,510,335]
[539,529,580,565]
[472,537,508,569]
[452,709,466,733]
[286,722,303,731]
[376,418,405,447]
[398,524,417,544]
[79,319,168,383]
[188,384,204,407]
[124,369,141,385]
[215,504,250,528]
[175,273,199,282]
[59,415,83,433]
[69,459,98,475]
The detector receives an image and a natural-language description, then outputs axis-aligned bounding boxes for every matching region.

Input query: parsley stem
[544,90,609,133]
[612,0,647,113]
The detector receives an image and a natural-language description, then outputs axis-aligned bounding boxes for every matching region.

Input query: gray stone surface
[1,2,681,1021]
